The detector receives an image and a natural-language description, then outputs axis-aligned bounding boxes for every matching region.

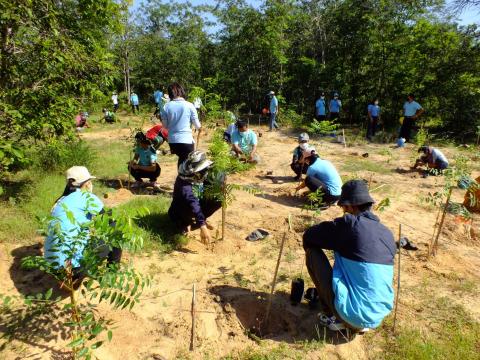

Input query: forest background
[1,0,479,184]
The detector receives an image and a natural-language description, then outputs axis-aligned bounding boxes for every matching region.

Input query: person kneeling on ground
[303,180,396,332]
[101,108,116,124]
[75,111,89,130]
[128,133,161,189]
[291,132,316,181]
[231,120,260,163]
[295,151,342,206]
[413,145,448,176]
[168,151,222,244]
[44,166,122,287]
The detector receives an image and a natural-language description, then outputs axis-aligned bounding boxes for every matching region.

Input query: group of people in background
[315,92,342,122]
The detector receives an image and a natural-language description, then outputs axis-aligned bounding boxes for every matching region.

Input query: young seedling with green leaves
[204,130,258,240]
[19,204,150,359]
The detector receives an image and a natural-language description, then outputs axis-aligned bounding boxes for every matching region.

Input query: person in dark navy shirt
[168,151,222,245]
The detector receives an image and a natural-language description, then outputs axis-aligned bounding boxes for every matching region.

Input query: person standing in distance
[400,93,424,142]
[329,93,342,121]
[161,83,202,168]
[268,90,279,131]
[366,98,380,141]
[111,92,119,113]
[315,92,327,121]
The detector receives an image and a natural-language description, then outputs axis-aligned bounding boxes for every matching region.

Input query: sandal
[245,229,269,242]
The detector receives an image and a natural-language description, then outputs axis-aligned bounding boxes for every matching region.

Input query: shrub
[34,139,95,172]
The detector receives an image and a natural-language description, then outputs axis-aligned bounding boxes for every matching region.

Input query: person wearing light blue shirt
[44,166,122,284]
[130,92,140,113]
[367,99,381,141]
[231,120,260,163]
[268,91,279,131]
[161,83,201,167]
[315,92,327,121]
[295,151,342,205]
[329,93,342,121]
[400,93,424,142]
[153,89,163,105]
[303,180,395,332]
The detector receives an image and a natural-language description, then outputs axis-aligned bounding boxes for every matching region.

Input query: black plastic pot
[290,278,304,305]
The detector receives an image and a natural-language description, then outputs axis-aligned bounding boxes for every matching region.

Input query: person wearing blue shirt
[153,89,163,117]
[268,91,279,131]
[44,166,122,286]
[401,93,424,142]
[128,133,161,189]
[367,99,381,141]
[295,151,342,205]
[329,93,342,121]
[303,180,396,332]
[161,82,202,167]
[231,120,260,163]
[130,92,140,113]
[315,92,327,121]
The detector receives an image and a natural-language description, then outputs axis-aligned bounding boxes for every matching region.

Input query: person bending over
[101,108,116,124]
[128,133,161,189]
[291,132,316,181]
[413,146,448,175]
[231,120,260,164]
[295,151,342,206]
[168,151,222,245]
[44,166,122,286]
[303,180,396,332]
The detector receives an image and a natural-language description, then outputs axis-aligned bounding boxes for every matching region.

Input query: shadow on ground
[9,243,68,300]
[210,285,356,345]
[255,192,306,208]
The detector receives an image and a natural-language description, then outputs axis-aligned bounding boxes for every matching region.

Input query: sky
[132,0,480,26]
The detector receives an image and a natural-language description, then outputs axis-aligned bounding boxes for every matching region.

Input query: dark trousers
[129,163,161,182]
[315,114,326,121]
[291,162,309,177]
[305,176,340,204]
[169,198,222,230]
[305,248,340,318]
[113,104,119,112]
[132,104,139,113]
[73,246,123,282]
[367,116,378,139]
[169,143,194,167]
[330,112,339,121]
[399,116,414,142]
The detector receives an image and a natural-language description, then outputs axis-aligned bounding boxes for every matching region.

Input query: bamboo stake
[195,130,201,151]
[342,128,347,148]
[430,187,453,257]
[264,217,290,326]
[393,224,402,333]
[189,283,196,351]
[428,206,442,258]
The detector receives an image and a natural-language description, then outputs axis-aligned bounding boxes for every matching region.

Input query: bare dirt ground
[1,122,479,359]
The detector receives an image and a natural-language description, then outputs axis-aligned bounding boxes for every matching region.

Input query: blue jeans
[270,112,279,130]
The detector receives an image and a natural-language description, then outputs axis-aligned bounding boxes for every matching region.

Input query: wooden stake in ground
[429,187,453,257]
[342,128,347,148]
[195,129,201,150]
[189,283,196,351]
[264,216,290,327]
[393,224,402,333]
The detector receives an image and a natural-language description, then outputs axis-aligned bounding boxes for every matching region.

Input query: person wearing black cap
[303,180,396,332]
[128,133,161,189]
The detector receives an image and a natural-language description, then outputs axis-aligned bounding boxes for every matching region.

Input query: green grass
[222,341,325,360]
[340,158,391,175]
[371,298,480,360]
[116,196,187,253]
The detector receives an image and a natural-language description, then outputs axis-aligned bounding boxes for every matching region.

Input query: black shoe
[294,175,301,181]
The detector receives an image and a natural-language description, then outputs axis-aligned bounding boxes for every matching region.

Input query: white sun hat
[66,166,96,186]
